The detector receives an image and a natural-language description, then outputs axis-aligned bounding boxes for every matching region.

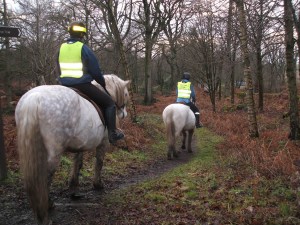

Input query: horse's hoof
[48,198,55,210]
[93,182,104,190]
[70,192,85,200]
[41,218,52,225]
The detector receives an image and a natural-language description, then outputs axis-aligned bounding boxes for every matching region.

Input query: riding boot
[195,112,202,128]
[104,105,125,144]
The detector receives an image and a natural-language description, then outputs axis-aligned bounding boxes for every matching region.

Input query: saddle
[69,87,105,126]
[175,101,188,106]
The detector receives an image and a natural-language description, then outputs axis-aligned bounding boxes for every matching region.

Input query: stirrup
[109,130,125,144]
[196,123,203,128]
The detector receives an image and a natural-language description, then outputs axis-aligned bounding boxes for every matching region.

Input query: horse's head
[93,74,131,119]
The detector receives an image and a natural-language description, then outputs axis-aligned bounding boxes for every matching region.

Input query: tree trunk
[0,100,7,181]
[230,47,237,105]
[256,0,264,111]
[226,0,235,104]
[104,0,137,122]
[0,0,8,180]
[256,47,264,111]
[144,38,153,104]
[284,0,300,140]
[234,0,259,138]
[289,0,300,81]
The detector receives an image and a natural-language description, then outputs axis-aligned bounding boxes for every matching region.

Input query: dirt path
[0,139,197,225]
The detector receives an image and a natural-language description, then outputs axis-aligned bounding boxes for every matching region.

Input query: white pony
[15,74,130,225]
[162,103,195,160]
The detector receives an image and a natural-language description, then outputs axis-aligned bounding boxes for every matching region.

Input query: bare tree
[133,0,166,104]
[284,0,300,140]
[246,0,280,111]
[291,1,300,83]
[233,0,259,138]
[224,0,236,104]
[92,0,137,122]
[183,2,223,112]
[161,0,188,89]
[15,0,62,85]
[264,44,286,92]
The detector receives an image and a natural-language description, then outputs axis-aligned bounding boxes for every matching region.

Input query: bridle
[115,102,126,118]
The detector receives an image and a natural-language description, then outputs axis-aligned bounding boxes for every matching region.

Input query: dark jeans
[68,83,115,110]
[186,102,200,114]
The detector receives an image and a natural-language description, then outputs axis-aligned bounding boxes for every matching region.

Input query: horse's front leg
[93,140,107,190]
[181,131,187,150]
[187,129,194,153]
[69,152,83,197]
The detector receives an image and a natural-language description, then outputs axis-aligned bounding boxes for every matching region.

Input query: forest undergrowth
[3,86,300,186]
[1,85,300,224]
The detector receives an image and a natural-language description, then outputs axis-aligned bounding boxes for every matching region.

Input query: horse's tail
[16,93,49,224]
[165,112,176,148]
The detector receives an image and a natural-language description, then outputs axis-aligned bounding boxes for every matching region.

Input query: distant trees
[184,2,222,112]
[161,0,190,89]
[133,0,167,104]
[94,0,137,122]
[0,0,299,138]
[14,0,62,85]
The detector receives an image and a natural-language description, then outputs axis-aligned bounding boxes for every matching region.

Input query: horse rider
[57,21,124,144]
[176,72,202,128]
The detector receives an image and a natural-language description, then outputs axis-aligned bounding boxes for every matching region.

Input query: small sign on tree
[0,26,21,37]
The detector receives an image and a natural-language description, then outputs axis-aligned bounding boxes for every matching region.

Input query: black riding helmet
[182,72,191,80]
[68,21,87,38]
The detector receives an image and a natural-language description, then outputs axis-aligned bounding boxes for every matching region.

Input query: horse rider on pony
[57,21,124,144]
[176,72,202,128]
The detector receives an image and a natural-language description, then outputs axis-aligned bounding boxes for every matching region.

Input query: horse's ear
[124,80,131,87]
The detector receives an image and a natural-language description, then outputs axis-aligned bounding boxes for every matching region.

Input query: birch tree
[233,0,259,138]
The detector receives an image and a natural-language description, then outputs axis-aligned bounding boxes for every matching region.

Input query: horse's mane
[104,74,128,107]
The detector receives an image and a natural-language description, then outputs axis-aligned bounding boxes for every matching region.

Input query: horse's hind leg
[93,140,107,190]
[47,156,60,209]
[187,129,194,153]
[167,135,177,159]
[181,131,186,150]
[69,152,83,197]
[168,145,175,159]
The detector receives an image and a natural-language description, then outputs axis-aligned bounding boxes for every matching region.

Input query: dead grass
[198,88,300,178]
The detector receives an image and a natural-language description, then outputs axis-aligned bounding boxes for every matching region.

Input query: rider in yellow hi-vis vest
[57,21,124,144]
[176,72,202,128]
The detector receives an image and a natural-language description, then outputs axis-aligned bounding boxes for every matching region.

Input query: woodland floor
[1,86,300,225]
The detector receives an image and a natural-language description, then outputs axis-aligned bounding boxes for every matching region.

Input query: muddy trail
[0,140,197,225]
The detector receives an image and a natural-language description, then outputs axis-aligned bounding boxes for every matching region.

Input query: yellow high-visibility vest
[59,42,84,78]
[177,81,191,99]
